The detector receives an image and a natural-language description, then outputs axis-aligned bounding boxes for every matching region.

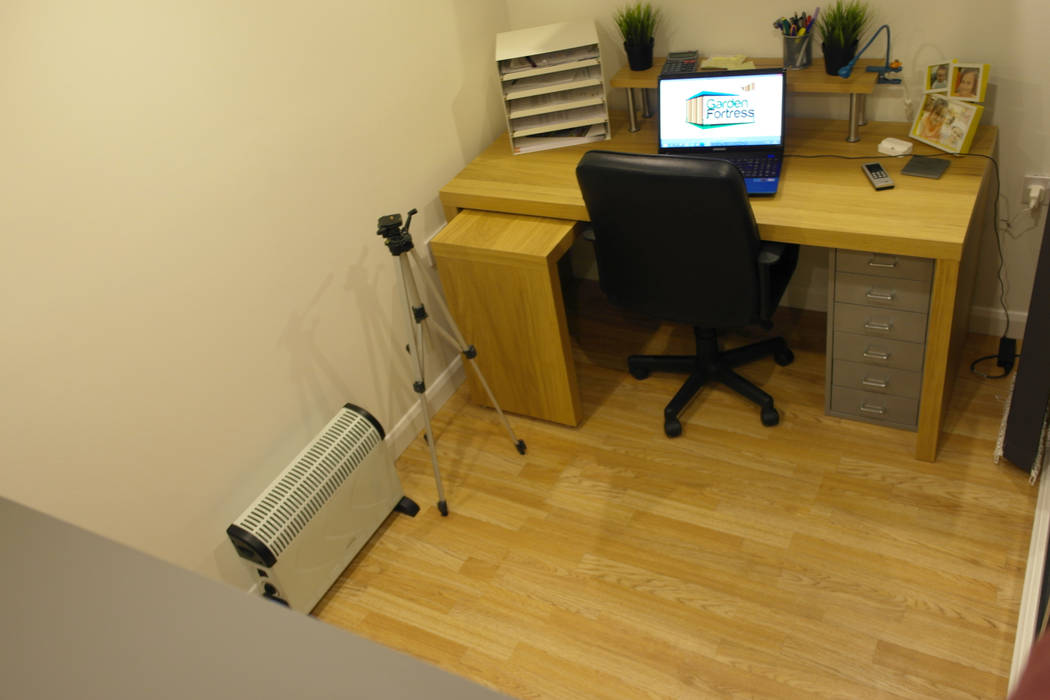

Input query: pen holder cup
[783,35,812,70]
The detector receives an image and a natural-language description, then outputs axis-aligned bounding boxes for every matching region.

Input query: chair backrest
[576,150,763,328]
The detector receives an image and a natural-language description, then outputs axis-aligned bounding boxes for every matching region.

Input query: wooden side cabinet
[430,210,582,426]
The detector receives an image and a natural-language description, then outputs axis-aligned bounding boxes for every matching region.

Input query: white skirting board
[1009,469,1050,694]
[997,373,1050,693]
[386,355,466,459]
[969,305,1028,339]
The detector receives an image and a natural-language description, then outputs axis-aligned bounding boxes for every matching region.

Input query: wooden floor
[315,283,1037,699]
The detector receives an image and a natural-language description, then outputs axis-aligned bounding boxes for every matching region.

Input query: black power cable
[784,150,1017,379]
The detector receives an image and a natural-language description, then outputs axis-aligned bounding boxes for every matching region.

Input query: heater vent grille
[236,407,381,557]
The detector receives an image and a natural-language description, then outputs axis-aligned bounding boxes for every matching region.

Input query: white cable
[898,74,915,123]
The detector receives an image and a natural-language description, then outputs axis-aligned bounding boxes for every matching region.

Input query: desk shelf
[610,56,883,140]
[507,85,606,118]
[496,21,611,155]
[503,66,603,101]
[500,56,600,82]
[510,105,608,137]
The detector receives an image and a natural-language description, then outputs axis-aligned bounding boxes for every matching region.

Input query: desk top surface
[440,113,997,261]
[610,57,883,95]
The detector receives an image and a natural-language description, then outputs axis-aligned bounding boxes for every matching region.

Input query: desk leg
[915,259,960,461]
[625,88,639,132]
[847,94,862,142]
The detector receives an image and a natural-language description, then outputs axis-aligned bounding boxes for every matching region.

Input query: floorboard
[315,282,1035,699]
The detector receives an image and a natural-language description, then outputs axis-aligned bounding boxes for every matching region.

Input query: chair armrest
[757,242,788,322]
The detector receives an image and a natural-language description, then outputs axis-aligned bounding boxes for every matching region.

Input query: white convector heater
[226,403,418,612]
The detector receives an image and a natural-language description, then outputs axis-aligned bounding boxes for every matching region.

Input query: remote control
[862,162,894,190]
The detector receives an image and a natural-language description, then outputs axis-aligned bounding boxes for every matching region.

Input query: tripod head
[377,208,418,256]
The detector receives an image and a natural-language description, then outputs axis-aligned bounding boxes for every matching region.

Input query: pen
[776,9,818,36]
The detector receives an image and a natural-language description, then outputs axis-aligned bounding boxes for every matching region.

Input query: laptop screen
[658,69,786,152]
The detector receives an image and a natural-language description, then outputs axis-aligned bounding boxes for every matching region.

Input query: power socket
[1023,175,1050,208]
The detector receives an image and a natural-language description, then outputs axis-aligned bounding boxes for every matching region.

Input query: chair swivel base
[627,329,794,437]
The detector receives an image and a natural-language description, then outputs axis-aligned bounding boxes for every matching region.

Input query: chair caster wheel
[774,348,794,366]
[761,407,780,427]
[629,366,650,380]
[664,417,682,437]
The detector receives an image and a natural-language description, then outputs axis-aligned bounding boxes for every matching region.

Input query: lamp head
[835,24,892,80]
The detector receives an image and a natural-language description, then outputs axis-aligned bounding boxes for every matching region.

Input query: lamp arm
[837,24,890,78]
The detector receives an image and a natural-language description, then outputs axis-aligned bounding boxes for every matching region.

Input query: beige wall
[3,0,1047,592]
[512,0,1050,334]
[0,1,508,586]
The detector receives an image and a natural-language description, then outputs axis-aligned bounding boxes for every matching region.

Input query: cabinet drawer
[836,250,933,281]
[832,359,923,399]
[833,332,926,372]
[835,272,931,313]
[830,386,919,428]
[833,302,928,344]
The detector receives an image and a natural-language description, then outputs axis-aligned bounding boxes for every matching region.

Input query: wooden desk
[437,112,997,461]
[610,57,883,140]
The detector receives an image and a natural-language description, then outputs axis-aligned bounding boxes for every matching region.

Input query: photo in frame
[949,61,989,101]
[926,62,950,92]
[910,93,984,153]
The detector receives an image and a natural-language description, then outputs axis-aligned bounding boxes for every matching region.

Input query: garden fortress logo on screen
[685,82,757,128]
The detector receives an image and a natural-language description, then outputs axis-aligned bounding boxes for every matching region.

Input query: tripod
[377,209,526,516]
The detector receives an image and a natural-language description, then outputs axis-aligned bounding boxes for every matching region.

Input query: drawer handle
[867,256,899,269]
[864,320,893,332]
[860,403,887,416]
[866,289,896,301]
[862,377,889,388]
[863,349,891,361]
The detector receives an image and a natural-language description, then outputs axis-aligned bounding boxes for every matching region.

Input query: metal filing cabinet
[826,249,933,430]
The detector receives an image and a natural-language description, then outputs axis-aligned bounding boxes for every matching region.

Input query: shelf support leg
[625,88,639,133]
[641,88,652,118]
[846,93,862,142]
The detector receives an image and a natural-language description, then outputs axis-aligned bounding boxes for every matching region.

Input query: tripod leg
[395,255,450,516]
[406,249,527,455]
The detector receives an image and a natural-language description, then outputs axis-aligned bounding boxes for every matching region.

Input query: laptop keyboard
[724,155,780,178]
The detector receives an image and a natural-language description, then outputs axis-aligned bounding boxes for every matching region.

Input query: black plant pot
[822,40,859,76]
[624,37,654,71]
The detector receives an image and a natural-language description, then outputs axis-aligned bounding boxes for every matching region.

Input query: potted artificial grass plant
[818,0,871,75]
[615,2,661,71]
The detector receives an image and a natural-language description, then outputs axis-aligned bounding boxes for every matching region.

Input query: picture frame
[949,61,989,102]
[910,93,984,154]
[925,62,950,93]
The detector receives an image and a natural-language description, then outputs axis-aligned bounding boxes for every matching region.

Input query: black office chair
[576,150,799,436]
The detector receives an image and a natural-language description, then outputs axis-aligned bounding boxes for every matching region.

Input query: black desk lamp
[837,24,902,83]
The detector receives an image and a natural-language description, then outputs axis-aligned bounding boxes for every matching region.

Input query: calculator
[660,50,699,75]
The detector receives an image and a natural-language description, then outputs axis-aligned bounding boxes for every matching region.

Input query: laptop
[657,67,787,196]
